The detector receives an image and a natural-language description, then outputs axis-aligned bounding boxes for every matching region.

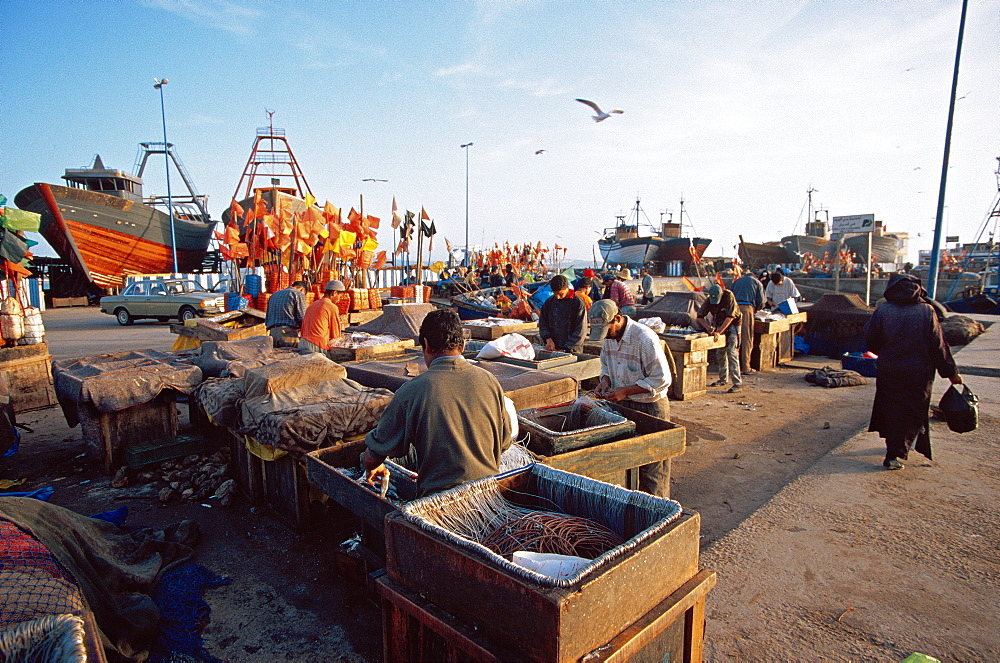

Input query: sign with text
[832,214,875,234]
[946,235,960,243]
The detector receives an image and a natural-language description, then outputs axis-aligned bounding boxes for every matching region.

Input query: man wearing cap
[729,270,765,374]
[588,299,673,497]
[265,280,308,348]
[697,284,742,392]
[538,275,589,353]
[603,273,637,318]
[298,280,349,356]
[363,309,512,497]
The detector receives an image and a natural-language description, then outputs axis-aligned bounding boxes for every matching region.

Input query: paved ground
[701,327,1000,661]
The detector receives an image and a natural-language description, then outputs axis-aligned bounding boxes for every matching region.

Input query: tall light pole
[460,142,473,267]
[154,78,178,275]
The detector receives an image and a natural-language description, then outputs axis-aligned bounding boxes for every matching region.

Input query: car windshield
[165,280,207,295]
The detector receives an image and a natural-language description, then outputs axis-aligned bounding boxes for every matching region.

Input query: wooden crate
[170,308,267,342]
[306,441,406,556]
[536,403,686,494]
[518,402,636,456]
[462,320,538,340]
[385,502,701,662]
[325,338,415,363]
[662,335,724,401]
[495,350,577,370]
[79,393,179,475]
[379,568,716,663]
[227,428,263,505]
[344,355,578,411]
[260,450,320,530]
[0,343,57,413]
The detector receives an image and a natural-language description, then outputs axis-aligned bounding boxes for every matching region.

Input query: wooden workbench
[660,334,726,400]
[751,311,808,371]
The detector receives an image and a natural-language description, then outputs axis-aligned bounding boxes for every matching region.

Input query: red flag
[715,272,726,289]
[420,206,430,221]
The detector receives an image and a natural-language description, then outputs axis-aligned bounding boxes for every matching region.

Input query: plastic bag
[637,317,666,333]
[510,551,590,579]
[938,384,978,433]
[476,333,535,360]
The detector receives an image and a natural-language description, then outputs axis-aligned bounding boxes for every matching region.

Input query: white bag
[510,551,590,579]
[638,317,666,333]
[476,333,535,361]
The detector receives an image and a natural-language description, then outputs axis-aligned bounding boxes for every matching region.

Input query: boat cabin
[62,155,144,203]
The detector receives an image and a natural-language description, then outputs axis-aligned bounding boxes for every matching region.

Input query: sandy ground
[8,306,997,660]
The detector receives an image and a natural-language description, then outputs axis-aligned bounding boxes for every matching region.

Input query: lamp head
[153,78,169,89]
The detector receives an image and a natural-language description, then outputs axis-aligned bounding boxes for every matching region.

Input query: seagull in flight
[535,149,546,155]
[575,98,623,122]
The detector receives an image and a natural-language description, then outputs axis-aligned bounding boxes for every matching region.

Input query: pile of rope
[481,511,623,559]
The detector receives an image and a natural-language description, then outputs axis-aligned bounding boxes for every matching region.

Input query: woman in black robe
[864,273,962,469]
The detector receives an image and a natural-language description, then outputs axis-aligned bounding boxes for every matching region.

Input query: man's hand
[712,331,720,341]
[544,338,556,352]
[603,387,630,402]
[365,463,391,493]
[593,376,612,398]
[949,373,964,386]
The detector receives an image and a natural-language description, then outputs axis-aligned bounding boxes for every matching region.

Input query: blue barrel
[244,273,262,296]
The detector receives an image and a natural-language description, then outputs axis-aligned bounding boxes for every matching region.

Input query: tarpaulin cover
[345,303,436,341]
[0,497,198,662]
[220,348,301,379]
[193,336,273,379]
[640,291,708,329]
[52,350,203,425]
[242,352,347,400]
[239,379,393,453]
[192,377,245,428]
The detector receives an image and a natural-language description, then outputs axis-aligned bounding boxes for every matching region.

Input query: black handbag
[938,384,979,434]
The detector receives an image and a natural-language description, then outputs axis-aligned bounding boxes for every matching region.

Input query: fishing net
[0,520,86,630]
[148,563,231,663]
[0,614,86,663]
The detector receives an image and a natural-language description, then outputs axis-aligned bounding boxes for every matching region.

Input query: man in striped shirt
[602,273,637,318]
[589,299,672,497]
[264,281,308,348]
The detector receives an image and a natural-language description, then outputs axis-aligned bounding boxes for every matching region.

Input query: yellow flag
[362,237,379,252]
[304,192,316,208]
[339,230,357,248]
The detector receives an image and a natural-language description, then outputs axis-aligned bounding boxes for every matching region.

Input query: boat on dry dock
[597,197,711,273]
[15,144,215,292]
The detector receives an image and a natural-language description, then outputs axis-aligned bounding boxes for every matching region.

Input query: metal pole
[155,79,178,275]
[865,231,872,305]
[834,237,842,294]
[927,0,968,300]
[461,143,473,267]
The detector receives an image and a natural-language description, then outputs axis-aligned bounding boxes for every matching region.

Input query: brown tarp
[239,379,393,453]
[193,377,245,428]
[220,348,302,379]
[640,291,709,329]
[52,350,203,426]
[192,336,273,378]
[0,497,198,661]
[345,303,436,341]
[242,353,347,400]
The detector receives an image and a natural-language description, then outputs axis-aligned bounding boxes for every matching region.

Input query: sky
[2,0,998,266]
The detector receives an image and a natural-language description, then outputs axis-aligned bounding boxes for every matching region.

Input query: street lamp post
[154,78,178,275]
[460,143,473,267]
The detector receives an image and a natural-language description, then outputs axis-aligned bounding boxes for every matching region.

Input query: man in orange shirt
[299,280,348,356]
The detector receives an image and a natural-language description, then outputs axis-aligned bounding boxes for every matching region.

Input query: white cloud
[436,62,484,77]
[139,0,262,37]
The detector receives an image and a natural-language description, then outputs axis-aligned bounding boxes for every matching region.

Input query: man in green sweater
[363,309,512,497]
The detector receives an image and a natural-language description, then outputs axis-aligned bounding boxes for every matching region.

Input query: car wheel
[178,306,198,323]
[115,308,133,326]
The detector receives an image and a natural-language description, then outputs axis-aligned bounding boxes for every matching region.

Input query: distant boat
[15,145,214,291]
[597,197,711,272]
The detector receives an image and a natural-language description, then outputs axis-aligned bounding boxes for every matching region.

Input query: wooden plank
[0,352,57,413]
[661,334,725,354]
[305,442,400,534]
[462,320,538,340]
[260,451,315,530]
[750,332,779,371]
[384,509,701,662]
[325,338,415,363]
[589,568,717,663]
[79,395,179,474]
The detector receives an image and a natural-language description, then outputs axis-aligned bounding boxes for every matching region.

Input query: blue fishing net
[149,563,231,662]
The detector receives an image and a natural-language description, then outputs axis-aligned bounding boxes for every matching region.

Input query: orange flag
[366,214,380,229]
[229,199,244,219]
[348,208,362,225]
[420,206,430,221]
[715,272,726,289]
[681,275,697,292]
[225,224,241,246]
[373,250,387,270]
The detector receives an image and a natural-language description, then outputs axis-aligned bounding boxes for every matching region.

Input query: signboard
[946,235,960,243]
[832,214,875,234]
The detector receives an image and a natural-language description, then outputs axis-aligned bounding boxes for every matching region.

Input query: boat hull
[599,237,711,268]
[15,183,215,291]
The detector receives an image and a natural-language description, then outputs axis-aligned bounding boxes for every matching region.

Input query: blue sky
[2,0,997,264]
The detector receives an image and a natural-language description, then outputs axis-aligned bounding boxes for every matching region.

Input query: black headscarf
[883,273,923,305]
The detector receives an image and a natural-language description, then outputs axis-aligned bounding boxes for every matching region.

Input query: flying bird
[575,98,623,122]
[535,149,546,155]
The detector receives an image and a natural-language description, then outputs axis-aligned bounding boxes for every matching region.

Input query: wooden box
[227,429,264,505]
[661,333,725,354]
[0,343,57,413]
[170,308,267,342]
[537,403,686,494]
[379,568,716,663]
[325,338,415,363]
[260,449,323,530]
[384,467,701,662]
[305,441,415,555]
[79,393,179,475]
[462,320,538,340]
[518,402,636,456]
[344,355,578,411]
[496,349,577,370]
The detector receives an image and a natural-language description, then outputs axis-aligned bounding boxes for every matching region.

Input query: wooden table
[751,311,808,371]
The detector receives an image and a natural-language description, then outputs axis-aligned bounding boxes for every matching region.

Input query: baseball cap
[601,272,616,282]
[708,284,723,304]
[324,280,347,292]
[588,299,619,341]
